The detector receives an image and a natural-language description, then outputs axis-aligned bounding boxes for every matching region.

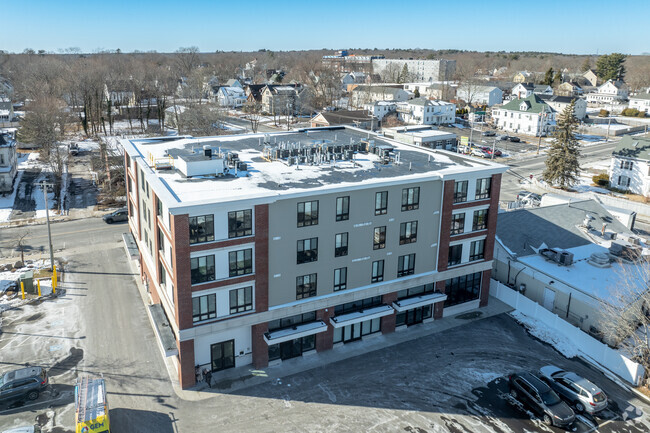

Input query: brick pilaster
[251,323,269,369]
[438,179,455,271]
[178,339,195,388]
[434,280,446,319]
[480,269,492,308]
[484,173,502,262]
[171,214,191,331]
[381,292,398,334]
[316,308,334,352]
[254,204,269,313]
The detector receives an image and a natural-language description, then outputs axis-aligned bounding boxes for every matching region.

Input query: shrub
[599,109,610,117]
[622,108,640,117]
[592,173,609,186]
[638,111,647,118]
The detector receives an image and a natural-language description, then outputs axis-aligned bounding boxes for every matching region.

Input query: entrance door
[543,288,556,312]
[280,339,302,360]
[342,323,363,343]
[211,340,235,372]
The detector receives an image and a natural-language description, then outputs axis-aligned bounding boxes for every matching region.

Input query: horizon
[3,0,649,55]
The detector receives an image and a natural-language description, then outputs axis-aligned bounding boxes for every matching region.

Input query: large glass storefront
[332,296,383,344]
[444,272,482,307]
[395,283,435,327]
[267,312,318,361]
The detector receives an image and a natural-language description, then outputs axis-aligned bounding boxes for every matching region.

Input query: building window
[336,196,349,221]
[156,198,162,217]
[473,209,488,231]
[334,267,347,291]
[157,227,164,252]
[190,255,215,284]
[401,187,420,211]
[453,181,468,203]
[475,178,491,200]
[189,215,215,244]
[451,213,465,235]
[229,286,253,314]
[297,201,319,227]
[618,176,631,187]
[228,249,253,277]
[469,239,485,261]
[448,244,462,266]
[297,238,318,264]
[399,221,418,244]
[228,209,253,238]
[296,274,317,299]
[158,260,166,287]
[192,294,216,322]
[375,191,388,215]
[444,272,482,307]
[397,253,416,277]
[620,160,633,170]
[335,232,348,257]
[373,226,386,250]
[371,260,384,283]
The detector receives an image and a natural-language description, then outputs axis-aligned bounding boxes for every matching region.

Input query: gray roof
[408,97,430,106]
[612,134,650,161]
[353,85,404,97]
[539,94,583,105]
[496,199,632,257]
[631,93,650,101]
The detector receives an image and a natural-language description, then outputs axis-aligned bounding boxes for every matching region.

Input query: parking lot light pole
[40,181,55,271]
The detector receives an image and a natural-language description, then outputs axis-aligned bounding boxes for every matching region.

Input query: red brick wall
[438,179,455,271]
[480,269,492,307]
[171,214,192,331]
[254,204,269,313]
[381,292,398,334]
[251,323,269,368]
[178,339,195,388]
[316,308,334,352]
[434,280,446,319]
[484,173,502,262]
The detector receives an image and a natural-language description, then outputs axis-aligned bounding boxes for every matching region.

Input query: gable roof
[312,109,374,125]
[499,93,552,114]
[514,82,534,91]
[612,134,650,161]
[631,93,650,101]
[353,85,405,97]
[496,199,633,257]
[534,84,552,93]
[539,94,584,105]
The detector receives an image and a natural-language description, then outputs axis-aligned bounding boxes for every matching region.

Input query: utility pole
[40,181,55,271]
[492,137,496,160]
[606,116,612,142]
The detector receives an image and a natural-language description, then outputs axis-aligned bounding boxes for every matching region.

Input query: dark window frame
[296,273,317,299]
[192,293,217,322]
[399,221,418,244]
[401,187,420,211]
[297,238,319,264]
[228,249,253,277]
[335,232,348,257]
[448,244,463,266]
[297,200,319,227]
[397,253,416,277]
[373,226,386,250]
[371,260,384,283]
[189,214,215,244]
[473,209,488,231]
[375,191,388,215]
[334,267,347,291]
[444,272,482,307]
[228,209,253,238]
[469,239,485,261]
[475,178,491,200]
[229,286,253,314]
[451,213,465,235]
[453,181,468,203]
[190,255,216,285]
[336,196,350,221]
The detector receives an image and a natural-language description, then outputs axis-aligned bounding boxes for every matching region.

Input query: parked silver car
[539,365,608,414]
[102,208,128,224]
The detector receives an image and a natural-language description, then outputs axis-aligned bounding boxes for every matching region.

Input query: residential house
[245,84,268,103]
[261,85,310,115]
[629,93,650,115]
[104,83,136,107]
[511,83,553,99]
[0,77,13,98]
[363,101,397,122]
[493,199,646,337]
[586,80,629,104]
[557,81,584,98]
[395,98,455,125]
[403,82,456,100]
[513,71,533,83]
[539,95,587,120]
[310,110,376,129]
[609,134,650,195]
[341,72,366,91]
[583,69,599,87]
[456,85,503,107]
[120,126,506,388]
[217,87,247,108]
[491,94,555,136]
[351,85,411,107]
[225,79,244,88]
[0,96,14,124]
[0,134,17,193]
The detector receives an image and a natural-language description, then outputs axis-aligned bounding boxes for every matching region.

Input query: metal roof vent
[588,252,611,268]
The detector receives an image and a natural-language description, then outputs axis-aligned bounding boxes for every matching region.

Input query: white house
[225,79,243,88]
[351,85,411,107]
[217,86,247,108]
[456,85,503,107]
[539,95,587,120]
[629,93,650,114]
[0,134,17,193]
[0,96,14,124]
[511,83,553,99]
[403,82,455,100]
[363,101,396,121]
[395,98,455,125]
[609,134,650,196]
[491,94,555,136]
[586,80,629,104]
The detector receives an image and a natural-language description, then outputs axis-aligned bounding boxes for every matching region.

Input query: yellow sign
[461,136,469,146]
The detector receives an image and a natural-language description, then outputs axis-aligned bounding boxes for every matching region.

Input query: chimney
[203,145,212,159]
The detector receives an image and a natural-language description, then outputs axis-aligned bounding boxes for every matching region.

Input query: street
[2,219,650,432]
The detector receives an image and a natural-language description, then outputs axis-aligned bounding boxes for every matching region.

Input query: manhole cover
[455,311,483,320]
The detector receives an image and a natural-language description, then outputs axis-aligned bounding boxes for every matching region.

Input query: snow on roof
[122,128,504,209]
[517,243,648,307]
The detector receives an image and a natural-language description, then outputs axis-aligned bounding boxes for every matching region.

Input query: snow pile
[0,268,21,294]
[509,310,580,358]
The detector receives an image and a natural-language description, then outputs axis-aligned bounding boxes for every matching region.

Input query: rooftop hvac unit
[588,252,611,268]
[557,251,574,266]
[540,248,558,262]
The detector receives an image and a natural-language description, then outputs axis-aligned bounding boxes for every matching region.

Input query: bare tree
[15,231,31,264]
[243,99,262,133]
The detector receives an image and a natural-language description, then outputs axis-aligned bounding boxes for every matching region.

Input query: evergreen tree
[543,100,581,188]
[543,67,554,85]
[596,53,626,81]
[398,64,409,84]
[580,57,591,72]
[413,88,420,98]
[553,71,563,85]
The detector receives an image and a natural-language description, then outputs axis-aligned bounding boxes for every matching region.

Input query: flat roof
[122,127,505,209]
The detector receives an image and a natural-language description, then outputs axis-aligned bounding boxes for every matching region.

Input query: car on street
[507,136,521,142]
[496,134,508,141]
[539,365,608,414]
[1,426,42,433]
[482,130,496,136]
[481,146,502,157]
[516,190,542,205]
[0,367,48,404]
[471,148,490,158]
[68,143,80,156]
[508,372,575,427]
[103,208,128,224]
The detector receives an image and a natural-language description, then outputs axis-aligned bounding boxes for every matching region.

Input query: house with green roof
[491,94,555,137]
[610,134,650,195]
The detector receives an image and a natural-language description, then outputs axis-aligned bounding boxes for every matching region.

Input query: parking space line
[0,393,68,415]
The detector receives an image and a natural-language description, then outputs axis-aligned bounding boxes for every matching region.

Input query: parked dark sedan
[482,130,496,136]
[508,372,575,427]
[0,367,48,404]
[103,208,128,224]
[507,136,521,142]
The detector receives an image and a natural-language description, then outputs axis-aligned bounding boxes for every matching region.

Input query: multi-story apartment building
[372,59,456,82]
[395,98,455,125]
[322,51,385,74]
[121,126,506,388]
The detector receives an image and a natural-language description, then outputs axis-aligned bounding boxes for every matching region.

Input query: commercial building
[121,126,506,388]
[372,59,456,82]
[382,126,457,150]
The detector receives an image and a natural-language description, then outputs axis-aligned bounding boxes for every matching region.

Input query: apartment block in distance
[121,126,506,388]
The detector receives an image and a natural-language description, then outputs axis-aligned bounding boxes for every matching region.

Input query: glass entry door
[211,340,235,372]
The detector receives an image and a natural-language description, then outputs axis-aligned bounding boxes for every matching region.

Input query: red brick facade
[251,323,269,369]
[434,280,446,319]
[381,292,398,334]
[437,179,455,272]
[316,308,334,352]
[179,340,196,388]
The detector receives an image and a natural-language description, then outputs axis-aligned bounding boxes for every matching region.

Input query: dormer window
[519,102,528,111]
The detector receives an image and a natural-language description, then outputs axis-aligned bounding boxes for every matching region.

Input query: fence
[491,279,645,386]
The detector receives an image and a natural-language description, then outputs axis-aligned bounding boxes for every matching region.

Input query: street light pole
[41,182,55,271]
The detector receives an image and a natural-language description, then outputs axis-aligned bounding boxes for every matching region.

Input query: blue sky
[3,0,649,55]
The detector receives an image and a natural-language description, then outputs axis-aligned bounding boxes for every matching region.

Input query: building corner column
[179,339,195,389]
[252,323,269,369]
[316,308,334,352]
[381,292,398,334]
[434,280,446,319]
